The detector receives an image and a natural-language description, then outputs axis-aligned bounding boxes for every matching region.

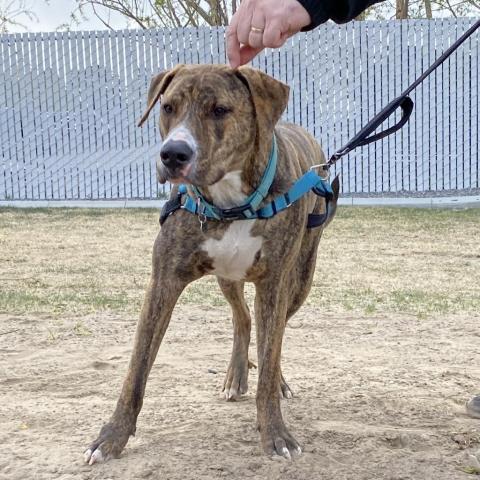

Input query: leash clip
[309,163,331,178]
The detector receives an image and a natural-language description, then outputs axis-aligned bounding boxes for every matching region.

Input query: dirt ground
[1,207,479,479]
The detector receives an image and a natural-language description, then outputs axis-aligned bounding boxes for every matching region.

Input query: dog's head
[138,65,289,187]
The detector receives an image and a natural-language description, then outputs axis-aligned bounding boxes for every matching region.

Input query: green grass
[0,290,138,314]
[0,206,479,317]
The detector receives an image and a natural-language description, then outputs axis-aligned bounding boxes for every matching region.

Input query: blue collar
[175,135,333,223]
[180,136,278,221]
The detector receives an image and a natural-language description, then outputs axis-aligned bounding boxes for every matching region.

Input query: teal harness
[159,136,334,229]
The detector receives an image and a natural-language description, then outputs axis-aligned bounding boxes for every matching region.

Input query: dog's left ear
[138,64,184,127]
[235,67,290,136]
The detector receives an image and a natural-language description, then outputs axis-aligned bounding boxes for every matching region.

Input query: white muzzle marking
[161,125,198,157]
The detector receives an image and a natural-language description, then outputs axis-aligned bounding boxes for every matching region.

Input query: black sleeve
[297,0,384,30]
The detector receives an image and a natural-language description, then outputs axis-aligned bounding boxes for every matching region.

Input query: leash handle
[328,95,414,166]
[326,18,480,169]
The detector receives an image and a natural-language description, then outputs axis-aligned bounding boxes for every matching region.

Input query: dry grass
[0,206,479,318]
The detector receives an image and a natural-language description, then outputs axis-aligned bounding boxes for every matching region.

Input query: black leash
[325,19,480,170]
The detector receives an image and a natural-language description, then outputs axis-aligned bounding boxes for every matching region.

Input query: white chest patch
[208,170,245,209]
[202,220,262,281]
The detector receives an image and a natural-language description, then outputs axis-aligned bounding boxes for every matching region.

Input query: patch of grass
[73,321,93,336]
[181,280,227,307]
[0,289,140,315]
[46,327,58,341]
[1,206,479,317]
[364,303,377,315]
[461,466,480,475]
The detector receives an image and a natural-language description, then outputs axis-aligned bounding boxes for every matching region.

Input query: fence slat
[0,20,478,201]
[471,20,479,189]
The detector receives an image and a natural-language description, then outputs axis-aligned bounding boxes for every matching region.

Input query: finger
[236,6,253,45]
[248,10,266,49]
[263,19,287,49]
[226,16,241,68]
[238,45,264,66]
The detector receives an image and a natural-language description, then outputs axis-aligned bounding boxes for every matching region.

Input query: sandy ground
[1,206,479,478]
[1,306,479,480]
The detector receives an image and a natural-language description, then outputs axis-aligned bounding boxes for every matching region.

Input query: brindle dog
[84,64,339,464]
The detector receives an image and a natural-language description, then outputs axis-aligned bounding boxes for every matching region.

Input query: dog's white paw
[223,358,249,401]
[84,448,104,465]
[261,419,302,461]
[224,385,246,401]
[84,421,131,466]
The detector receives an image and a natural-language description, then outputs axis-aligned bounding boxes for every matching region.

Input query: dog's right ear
[137,65,184,127]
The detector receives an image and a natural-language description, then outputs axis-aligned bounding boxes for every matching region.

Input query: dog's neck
[202,132,275,210]
[206,170,248,209]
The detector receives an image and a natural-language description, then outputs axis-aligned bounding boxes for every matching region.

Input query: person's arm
[297,0,384,30]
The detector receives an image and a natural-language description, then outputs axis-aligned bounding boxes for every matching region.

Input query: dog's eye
[212,106,229,118]
[162,104,173,114]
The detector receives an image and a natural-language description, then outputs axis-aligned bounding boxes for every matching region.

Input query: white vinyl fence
[0,19,479,201]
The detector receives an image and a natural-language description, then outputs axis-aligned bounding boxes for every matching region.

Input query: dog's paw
[260,421,302,460]
[84,422,131,465]
[223,357,250,401]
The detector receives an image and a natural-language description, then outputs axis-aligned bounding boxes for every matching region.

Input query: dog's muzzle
[160,140,193,170]
[157,140,195,184]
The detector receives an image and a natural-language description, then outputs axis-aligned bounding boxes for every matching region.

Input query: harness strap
[159,136,334,228]
[159,188,184,225]
[306,182,334,228]
[307,209,328,228]
[186,136,278,221]
[159,169,333,227]
[255,170,332,219]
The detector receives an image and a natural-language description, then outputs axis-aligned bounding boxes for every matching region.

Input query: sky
[6,0,128,33]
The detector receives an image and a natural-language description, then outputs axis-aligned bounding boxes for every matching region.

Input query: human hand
[226,0,311,68]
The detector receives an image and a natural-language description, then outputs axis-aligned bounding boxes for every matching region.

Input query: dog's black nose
[160,140,194,168]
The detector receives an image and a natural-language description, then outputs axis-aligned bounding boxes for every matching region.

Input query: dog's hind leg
[217,278,252,401]
[216,278,292,401]
[276,233,324,400]
[84,237,188,465]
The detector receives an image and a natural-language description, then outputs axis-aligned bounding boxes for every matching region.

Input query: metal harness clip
[196,198,207,232]
[309,163,331,178]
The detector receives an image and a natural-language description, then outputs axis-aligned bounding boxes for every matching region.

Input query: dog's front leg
[254,276,301,460]
[84,271,185,465]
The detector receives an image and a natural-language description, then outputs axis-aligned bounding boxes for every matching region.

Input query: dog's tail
[323,175,340,228]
